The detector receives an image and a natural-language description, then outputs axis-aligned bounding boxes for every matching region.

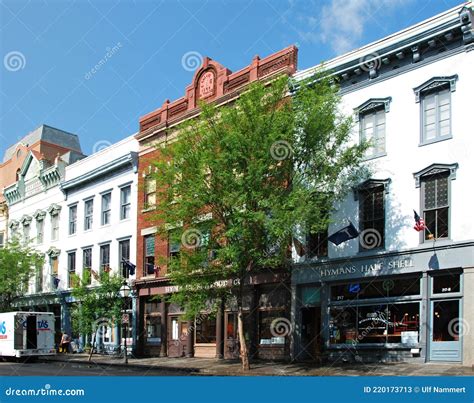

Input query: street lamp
[119,281,132,364]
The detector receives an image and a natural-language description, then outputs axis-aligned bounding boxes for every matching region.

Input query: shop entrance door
[301,307,321,360]
[429,299,462,362]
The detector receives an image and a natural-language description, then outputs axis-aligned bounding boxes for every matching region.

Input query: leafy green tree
[70,272,125,356]
[151,73,368,370]
[0,238,44,312]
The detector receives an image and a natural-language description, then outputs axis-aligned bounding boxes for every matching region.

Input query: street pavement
[1,354,472,376]
[0,361,190,376]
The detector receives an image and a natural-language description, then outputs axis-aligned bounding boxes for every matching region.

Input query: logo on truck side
[0,321,6,339]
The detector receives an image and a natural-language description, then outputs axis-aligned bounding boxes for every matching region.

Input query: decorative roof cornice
[61,152,137,192]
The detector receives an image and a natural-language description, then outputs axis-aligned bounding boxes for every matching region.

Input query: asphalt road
[0,361,191,376]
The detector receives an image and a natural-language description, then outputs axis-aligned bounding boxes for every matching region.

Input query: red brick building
[134,46,298,359]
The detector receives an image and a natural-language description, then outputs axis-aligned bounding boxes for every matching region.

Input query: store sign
[319,257,414,279]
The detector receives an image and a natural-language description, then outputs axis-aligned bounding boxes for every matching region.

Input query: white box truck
[0,312,56,358]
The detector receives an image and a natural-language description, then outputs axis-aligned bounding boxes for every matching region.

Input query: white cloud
[298,0,411,54]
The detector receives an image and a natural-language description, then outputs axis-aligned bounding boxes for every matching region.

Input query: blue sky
[0,0,462,159]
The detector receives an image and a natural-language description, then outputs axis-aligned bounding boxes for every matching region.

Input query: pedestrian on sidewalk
[59,332,71,354]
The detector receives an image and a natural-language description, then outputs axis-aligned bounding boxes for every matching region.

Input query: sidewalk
[41,354,474,376]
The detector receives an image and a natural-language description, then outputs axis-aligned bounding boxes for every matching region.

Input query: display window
[259,310,287,346]
[329,302,420,345]
[195,316,216,343]
[146,316,161,344]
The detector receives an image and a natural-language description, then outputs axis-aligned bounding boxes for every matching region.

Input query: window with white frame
[0,232,4,248]
[120,186,131,220]
[84,199,93,230]
[51,213,59,241]
[101,193,111,226]
[83,247,92,285]
[69,205,77,235]
[119,239,131,278]
[100,244,110,273]
[23,223,30,241]
[67,251,76,288]
[355,98,391,160]
[36,219,44,244]
[414,75,458,145]
[414,163,458,242]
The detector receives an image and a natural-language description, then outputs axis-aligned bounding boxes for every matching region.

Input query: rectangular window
[100,244,110,273]
[23,224,30,241]
[259,310,287,345]
[144,235,155,276]
[329,302,420,345]
[0,232,4,248]
[69,205,77,235]
[36,219,44,244]
[119,239,131,278]
[171,317,180,340]
[168,232,181,260]
[84,199,94,231]
[83,248,92,285]
[51,214,59,241]
[68,252,76,288]
[421,88,451,144]
[432,272,460,294]
[360,109,386,158]
[422,172,449,240]
[36,264,43,293]
[120,186,131,220]
[359,185,385,250]
[146,316,162,344]
[50,256,58,276]
[195,317,216,343]
[144,176,156,208]
[331,277,421,301]
[307,230,328,258]
[101,193,111,226]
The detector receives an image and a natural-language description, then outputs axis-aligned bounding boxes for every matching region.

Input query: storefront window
[146,316,161,343]
[195,317,216,343]
[433,273,460,294]
[331,277,420,301]
[259,310,287,345]
[329,302,420,345]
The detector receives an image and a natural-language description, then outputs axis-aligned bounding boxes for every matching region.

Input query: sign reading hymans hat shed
[292,241,473,284]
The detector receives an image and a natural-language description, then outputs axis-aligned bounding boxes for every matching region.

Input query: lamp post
[119,280,132,364]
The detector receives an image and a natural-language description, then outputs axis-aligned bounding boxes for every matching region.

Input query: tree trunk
[88,331,96,362]
[237,307,250,371]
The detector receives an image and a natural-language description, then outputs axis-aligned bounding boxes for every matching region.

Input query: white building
[291,2,474,365]
[60,135,138,351]
[2,128,138,352]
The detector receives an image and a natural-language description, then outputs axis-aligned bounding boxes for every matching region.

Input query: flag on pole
[292,236,306,257]
[52,276,60,288]
[413,210,426,232]
[122,259,136,276]
[328,221,360,245]
[146,263,159,276]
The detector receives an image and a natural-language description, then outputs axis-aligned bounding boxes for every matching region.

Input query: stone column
[419,272,429,362]
[216,299,225,359]
[185,320,194,358]
[159,300,167,357]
